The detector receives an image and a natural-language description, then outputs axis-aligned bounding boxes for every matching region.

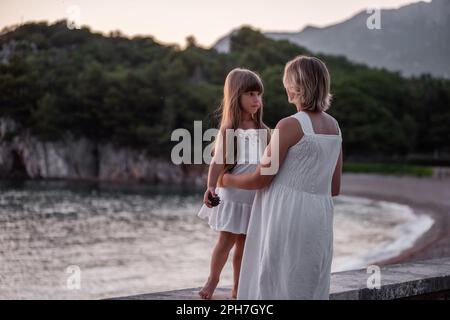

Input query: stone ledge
[107,257,450,300]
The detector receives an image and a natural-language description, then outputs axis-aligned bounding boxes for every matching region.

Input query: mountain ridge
[213,0,449,78]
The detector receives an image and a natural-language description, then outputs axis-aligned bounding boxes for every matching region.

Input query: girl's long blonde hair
[213,68,271,172]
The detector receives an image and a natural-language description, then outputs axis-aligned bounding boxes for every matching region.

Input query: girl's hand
[203,186,217,208]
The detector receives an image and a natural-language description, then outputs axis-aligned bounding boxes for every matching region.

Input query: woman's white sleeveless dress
[237,111,342,300]
[197,129,264,235]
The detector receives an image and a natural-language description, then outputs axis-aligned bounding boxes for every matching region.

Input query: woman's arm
[221,118,303,190]
[331,145,343,196]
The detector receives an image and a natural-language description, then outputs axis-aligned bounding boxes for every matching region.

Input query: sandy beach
[341,173,450,265]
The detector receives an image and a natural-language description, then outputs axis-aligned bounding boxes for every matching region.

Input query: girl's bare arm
[207,160,224,189]
[203,128,228,207]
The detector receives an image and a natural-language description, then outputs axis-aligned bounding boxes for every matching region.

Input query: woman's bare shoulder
[275,116,303,145]
[274,115,300,131]
[322,112,340,133]
[323,112,339,124]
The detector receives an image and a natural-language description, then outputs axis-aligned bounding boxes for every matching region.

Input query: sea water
[0,179,433,299]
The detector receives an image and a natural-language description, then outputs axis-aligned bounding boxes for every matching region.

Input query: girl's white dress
[237,111,342,300]
[197,129,264,235]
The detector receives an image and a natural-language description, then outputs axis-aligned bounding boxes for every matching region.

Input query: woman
[220,55,343,299]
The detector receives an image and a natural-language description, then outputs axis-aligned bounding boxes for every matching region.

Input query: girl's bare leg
[199,231,237,299]
[232,234,246,299]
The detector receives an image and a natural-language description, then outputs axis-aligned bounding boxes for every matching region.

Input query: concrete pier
[108,257,450,300]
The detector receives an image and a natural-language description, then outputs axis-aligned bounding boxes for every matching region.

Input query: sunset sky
[0,0,425,47]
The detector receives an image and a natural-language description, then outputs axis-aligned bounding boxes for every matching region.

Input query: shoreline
[341,173,450,266]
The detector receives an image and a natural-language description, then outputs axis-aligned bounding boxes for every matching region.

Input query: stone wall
[107,257,450,300]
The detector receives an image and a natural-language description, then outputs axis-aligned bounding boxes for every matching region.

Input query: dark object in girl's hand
[208,193,220,207]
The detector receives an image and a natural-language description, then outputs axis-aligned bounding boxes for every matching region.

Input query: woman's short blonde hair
[283,55,332,112]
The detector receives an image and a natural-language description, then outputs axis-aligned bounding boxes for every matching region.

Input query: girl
[197,68,271,300]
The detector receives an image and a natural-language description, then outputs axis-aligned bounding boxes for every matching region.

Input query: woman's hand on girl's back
[217,170,228,188]
[217,172,230,188]
[203,186,217,208]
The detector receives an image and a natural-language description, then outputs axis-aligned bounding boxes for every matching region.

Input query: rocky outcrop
[0,117,208,187]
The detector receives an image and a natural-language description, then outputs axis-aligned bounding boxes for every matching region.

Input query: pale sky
[0,0,425,47]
